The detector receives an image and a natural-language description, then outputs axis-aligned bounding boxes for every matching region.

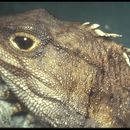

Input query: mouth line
[0,58,30,79]
[0,58,65,105]
[0,58,86,127]
[0,71,86,127]
[0,74,59,126]
[0,69,65,106]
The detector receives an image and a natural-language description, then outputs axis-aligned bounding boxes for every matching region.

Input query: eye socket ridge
[9,32,41,52]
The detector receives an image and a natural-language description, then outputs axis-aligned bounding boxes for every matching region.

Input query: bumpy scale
[0,9,130,127]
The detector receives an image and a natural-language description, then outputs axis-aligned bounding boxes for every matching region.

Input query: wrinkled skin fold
[0,9,130,127]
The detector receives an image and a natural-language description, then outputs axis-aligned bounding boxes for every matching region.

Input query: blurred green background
[0,2,130,47]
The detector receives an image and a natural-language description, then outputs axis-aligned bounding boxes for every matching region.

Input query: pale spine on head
[82,22,122,38]
[123,48,130,67]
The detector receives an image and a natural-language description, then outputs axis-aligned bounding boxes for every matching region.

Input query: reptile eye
[9,32,41,51]
[14,36,33,49]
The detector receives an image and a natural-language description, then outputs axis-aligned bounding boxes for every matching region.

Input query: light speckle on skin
[0,9,130,128]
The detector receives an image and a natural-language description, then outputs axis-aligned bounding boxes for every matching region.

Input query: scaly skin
[0,9,130,127]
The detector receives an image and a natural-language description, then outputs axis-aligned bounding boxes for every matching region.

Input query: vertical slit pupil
[14,36,33,49]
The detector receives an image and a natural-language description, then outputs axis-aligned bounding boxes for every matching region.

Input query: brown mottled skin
[0,9,130,127]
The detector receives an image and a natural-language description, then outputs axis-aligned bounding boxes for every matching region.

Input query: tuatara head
[0,9,130,127]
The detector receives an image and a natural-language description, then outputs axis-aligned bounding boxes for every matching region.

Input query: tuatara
[0,9,130,128]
